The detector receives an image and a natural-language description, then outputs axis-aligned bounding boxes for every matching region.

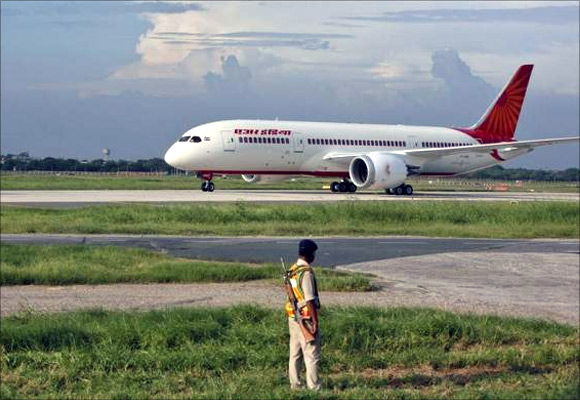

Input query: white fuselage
[164,119,509,177]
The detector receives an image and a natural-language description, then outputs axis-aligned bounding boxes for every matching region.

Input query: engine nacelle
[349,154,407,190]
[241,174,290,184]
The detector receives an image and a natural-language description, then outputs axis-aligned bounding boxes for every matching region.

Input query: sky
[1,0,578,169]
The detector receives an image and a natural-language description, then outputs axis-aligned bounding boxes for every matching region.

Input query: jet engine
[241,174,290,184]
[348,154,407,190]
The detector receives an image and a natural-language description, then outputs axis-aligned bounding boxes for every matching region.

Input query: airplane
[164,64,579,194]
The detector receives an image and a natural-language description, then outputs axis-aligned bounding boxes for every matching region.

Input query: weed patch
[0,244,372,291]
[1,306,578,399]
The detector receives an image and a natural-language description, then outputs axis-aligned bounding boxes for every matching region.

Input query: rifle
[281,257,316,343]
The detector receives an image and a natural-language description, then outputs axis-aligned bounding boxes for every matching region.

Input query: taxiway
[0,189,578,206]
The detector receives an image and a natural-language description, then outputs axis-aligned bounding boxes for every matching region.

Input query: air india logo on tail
[457,65,534,144]
[479,71,529,138]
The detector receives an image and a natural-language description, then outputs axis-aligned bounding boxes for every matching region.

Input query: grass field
[1,306,578,399]
[0,244,372,291]
[1,172,578,192]
[2,201,579,238]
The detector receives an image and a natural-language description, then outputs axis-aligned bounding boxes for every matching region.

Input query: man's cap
[299,239,318,256]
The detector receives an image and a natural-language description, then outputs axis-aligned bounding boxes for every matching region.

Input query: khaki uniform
[287,259,321,390]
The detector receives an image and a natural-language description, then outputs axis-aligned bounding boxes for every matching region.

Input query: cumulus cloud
[203,55,252,93]
[431,49,494,96]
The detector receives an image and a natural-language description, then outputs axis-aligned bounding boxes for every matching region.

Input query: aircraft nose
[164,144,186,169]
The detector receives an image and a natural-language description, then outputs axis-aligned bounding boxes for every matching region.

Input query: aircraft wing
[323,136,579,163]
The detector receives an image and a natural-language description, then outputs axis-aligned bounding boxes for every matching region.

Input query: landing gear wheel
[330,182,339,193]
[348,182,357,193]
[403,184,413,196]
[201,181,215,192]
[338,182,347,193]
[394,186,404,196]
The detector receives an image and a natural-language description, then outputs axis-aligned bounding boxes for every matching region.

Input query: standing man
[285,239,321,391]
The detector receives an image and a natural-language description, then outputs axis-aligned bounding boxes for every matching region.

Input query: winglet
[458,65,534,143]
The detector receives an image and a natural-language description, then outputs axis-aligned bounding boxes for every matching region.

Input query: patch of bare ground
[332,363,520,388]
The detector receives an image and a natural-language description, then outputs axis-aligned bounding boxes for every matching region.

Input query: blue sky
[1,1,578,169]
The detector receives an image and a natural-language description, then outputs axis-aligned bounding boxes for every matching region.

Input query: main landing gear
[199,173,215,192]
[386,184,413,196]
[330,179,357,193]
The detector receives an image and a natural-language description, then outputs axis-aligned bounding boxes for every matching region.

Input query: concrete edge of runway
[1,189,578,207]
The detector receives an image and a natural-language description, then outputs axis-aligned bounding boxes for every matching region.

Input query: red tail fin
[459,64,533,143]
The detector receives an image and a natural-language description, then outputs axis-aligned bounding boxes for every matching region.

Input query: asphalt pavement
[2,234,578,267]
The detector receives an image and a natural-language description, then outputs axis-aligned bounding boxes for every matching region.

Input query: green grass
[1,172,578,192]
[2,201,579,238]
[1,306,578,399]
[0,244,373,291]
[0,173,328,191]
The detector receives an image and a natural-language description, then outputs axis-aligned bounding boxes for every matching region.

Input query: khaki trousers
[288,318,321,390]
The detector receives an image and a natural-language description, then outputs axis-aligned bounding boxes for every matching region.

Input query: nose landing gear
[330,179,357,193]
[201,181,215,192]
[199,173,215,192]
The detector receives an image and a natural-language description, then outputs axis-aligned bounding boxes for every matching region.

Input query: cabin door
[293,133,304,153]
[221,130,236,152]
[407,135,420,148]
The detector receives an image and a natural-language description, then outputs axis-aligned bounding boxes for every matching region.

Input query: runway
[1,189,578,206]
[2,235,579,324]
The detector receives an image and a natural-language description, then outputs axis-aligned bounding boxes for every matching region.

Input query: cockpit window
[178,136,190,142]
[190,136,202,143]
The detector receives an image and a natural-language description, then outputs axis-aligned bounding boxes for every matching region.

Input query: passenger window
[179,136,191,142]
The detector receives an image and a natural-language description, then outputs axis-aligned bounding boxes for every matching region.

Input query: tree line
[0,155,170,173]
[1,155,578,181]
